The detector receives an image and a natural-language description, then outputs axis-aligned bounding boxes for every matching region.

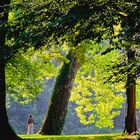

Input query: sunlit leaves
[6,45,68,104]
[71,43,125,128]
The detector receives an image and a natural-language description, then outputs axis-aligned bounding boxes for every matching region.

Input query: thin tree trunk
[39,50,80,135]
[0,1,22,139]
[124,50,137,134]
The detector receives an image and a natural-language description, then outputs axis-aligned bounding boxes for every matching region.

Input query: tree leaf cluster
[6,46,68,104]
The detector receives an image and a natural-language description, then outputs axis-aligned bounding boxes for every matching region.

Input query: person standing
[27,114,34,134]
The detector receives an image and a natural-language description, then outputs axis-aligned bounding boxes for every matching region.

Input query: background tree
[124,48,137,134]
[111,2,140,134]
[120,2,139,134]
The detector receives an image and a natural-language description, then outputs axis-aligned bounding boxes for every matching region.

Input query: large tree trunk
[124,50,137,134]
[39,50,80,135]
[0,1,22,139]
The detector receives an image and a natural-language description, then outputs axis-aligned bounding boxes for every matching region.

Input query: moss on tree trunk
[39,50,80,135]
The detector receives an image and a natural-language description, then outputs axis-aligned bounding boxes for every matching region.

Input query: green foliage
[118,2,139,45]
[70,42,125,129]
[6,45,68,104]
[5,0,136,54]
[3,0,139,66]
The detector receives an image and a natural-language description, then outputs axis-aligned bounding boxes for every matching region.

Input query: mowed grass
[19,133,137,140]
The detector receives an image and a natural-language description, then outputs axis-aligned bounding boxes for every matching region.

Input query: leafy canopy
[6,45,69,104]
[71,41,125,128]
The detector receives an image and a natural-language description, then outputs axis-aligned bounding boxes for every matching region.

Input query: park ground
[20,133,138,140]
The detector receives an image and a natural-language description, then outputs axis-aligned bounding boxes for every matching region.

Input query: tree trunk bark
[0,1,22,139]
[124,50,137,134]
[39,50,80,135]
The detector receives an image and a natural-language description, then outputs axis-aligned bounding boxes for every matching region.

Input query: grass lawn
[19,133,137,140]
